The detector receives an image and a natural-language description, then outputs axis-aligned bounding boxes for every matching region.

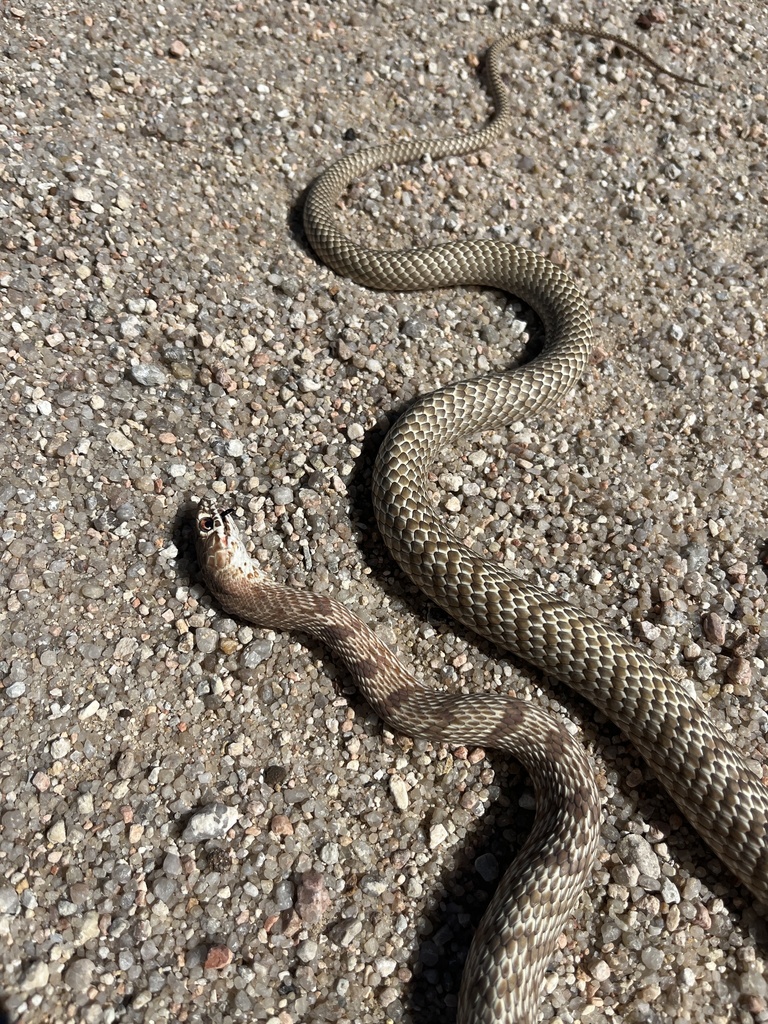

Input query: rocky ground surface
[1,0,767,1022]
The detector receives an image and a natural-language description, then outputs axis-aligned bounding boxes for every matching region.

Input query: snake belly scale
[194,31,768,1024]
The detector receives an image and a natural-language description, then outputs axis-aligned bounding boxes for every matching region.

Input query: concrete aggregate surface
[1,0,767,1022]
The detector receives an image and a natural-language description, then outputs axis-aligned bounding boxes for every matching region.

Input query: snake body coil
[196,32,768,1024]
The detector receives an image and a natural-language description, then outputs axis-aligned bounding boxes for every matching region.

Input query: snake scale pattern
[195,30,768,1024]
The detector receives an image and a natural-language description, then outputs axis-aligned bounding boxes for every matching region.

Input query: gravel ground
[1,0,767,1022]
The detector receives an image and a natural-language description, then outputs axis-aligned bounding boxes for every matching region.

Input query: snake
[194,29,768,1024]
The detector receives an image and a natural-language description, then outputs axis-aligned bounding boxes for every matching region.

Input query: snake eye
[199,515,215,533]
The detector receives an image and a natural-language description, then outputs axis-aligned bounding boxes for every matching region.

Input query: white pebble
[591,959,611,982]
[429,823,448,849]
[182,803,239,842]
[47,821,67,844]
[375,956,397,978]
[389,776,409,811]
[50,737,71,759]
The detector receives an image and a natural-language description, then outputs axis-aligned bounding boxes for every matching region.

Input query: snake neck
[201,560,420,719]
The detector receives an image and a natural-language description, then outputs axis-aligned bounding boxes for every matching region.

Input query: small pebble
[163,851,183,876]
[117,750,136,779]
[204,945,233,969]
[74,911,100,946]
[119,315,143,340]
[128,364,166,387]
[64,957,95,992]
[320,841,340,865]
[616,835,660,879]
[642,947,665,971]
[475,852,499,882]
[591,959,611,983]
[330,918,363,947]
[702,611,727,645]
[271,485,294,506]
[429,823,449,849]
[375,956,397,978]
[47,821,67,844]
[50,737,71,759]
[20,960,49,991]
[297,939,318,963]
[270,814,293,836]
[389,775,409,810]
[0,887,19,915]
[182,803,239,842]
[194,627,219,654]
[296,871,331,925]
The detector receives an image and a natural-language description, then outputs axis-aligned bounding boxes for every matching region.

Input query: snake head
[194,500,251,581]
[194,499,281,622]
[196,500,236,541]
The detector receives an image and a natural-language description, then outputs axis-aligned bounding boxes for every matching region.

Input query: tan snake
[195,30,768,1024]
